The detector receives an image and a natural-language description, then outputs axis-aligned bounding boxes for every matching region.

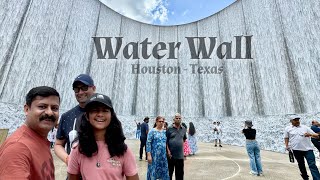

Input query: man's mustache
[39,114,56,122]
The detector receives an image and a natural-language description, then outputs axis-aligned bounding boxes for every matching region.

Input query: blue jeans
[293,150,320,180]
[246,140,263,174]
[136,130,141,139]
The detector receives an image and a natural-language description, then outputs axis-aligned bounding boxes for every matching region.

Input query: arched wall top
[97,0,239,27]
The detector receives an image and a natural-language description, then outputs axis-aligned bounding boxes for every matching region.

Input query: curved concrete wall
[1,0,320,152]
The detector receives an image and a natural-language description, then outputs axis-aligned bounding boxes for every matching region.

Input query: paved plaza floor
[54,139,314,180]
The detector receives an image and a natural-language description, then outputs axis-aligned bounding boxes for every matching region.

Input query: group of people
[284,116,320,180]
[182,122,198,157]
[0,74,139,179]
[0,73,199,180]
[1,73,320,180]
[137,114,198,180]
[242,115,320,180]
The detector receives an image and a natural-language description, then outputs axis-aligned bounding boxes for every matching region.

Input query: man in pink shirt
[0,86,60,179]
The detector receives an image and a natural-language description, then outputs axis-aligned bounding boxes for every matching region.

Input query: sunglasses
[73,86,89,93]
[157,121,164,123]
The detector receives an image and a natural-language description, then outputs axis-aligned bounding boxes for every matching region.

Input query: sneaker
[249,171,258,176]
[258,172,264,176]
[214,144,217,147]
[139,158,142,161]
[219,145,222,147]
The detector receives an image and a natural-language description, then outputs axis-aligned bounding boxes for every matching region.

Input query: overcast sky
[99,0,236,25]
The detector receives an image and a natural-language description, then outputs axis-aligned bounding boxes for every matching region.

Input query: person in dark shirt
[242,120,263,176]
[311,120,320,154]
[166,113,187,180]
[54,74,96,167]
[134,120,141,139]
[164,121,168,130]
[139,117,149,161]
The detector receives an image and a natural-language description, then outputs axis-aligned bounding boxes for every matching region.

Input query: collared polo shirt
[284,125,315,151]
[166,125,187,159]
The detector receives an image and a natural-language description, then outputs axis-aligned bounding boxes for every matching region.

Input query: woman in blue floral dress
[146,116,169,180]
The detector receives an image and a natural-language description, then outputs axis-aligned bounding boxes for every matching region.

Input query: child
[213,121,222,147]
[67,93,139,180]
[182,123,191,158]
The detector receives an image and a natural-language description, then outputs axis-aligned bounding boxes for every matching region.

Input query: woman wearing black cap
[242,120,263,176]
[67,93,139,180]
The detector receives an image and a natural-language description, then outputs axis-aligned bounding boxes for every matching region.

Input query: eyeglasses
[157,121,164,123]
[73,86,89,93]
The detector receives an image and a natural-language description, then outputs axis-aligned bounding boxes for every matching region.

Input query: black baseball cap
[85,93,113,110]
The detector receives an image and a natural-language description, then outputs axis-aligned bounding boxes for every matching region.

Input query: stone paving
[54,139,314,180]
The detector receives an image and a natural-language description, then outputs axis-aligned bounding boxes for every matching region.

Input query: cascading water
[0,0,320,153]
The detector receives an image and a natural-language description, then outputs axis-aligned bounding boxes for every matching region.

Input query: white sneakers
[250,171,264,176]
[249,171,258,176]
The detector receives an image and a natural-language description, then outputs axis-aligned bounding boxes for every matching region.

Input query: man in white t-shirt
[284,115,320,180]
[213,121,222,147]
[47,125,58,149]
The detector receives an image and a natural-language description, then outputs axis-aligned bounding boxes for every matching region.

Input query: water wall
[0,0,319,152]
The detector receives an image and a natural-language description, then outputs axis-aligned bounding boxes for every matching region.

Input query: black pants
[311,139,320,152]
[139,137,147,160]
[292,150,320,180]
[168,158,184,180]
